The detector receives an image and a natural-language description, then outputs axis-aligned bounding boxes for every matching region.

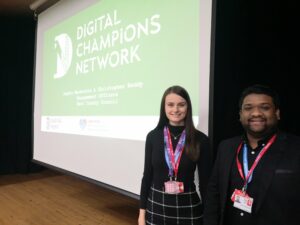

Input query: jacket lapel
[252,133,286,213]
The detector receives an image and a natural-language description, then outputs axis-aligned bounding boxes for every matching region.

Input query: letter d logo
[54,33,73,79]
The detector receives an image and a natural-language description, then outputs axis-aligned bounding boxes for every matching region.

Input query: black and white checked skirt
[146,186,203,225]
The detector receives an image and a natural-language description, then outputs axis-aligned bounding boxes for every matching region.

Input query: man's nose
[250,106,263,115]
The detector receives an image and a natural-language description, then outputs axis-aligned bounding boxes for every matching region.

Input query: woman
[138,85,212,225]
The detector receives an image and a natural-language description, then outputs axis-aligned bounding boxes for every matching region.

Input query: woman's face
[165,93,188,126]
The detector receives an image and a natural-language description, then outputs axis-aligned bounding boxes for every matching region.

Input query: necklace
[170,132,182,140]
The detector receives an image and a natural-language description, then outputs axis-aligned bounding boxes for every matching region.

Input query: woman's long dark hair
[156,85,200,161]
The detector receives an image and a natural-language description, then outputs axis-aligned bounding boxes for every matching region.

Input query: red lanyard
[236,134,277,190]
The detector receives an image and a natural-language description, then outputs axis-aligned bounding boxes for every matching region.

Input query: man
[204,84,300,225]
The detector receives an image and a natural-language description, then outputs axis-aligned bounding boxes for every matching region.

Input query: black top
[140,124,212,209]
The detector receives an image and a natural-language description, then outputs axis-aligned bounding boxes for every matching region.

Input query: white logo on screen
[54,33,73,79]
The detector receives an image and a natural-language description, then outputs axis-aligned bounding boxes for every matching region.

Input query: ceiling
[0,0,36,14]
[0,0,59,15]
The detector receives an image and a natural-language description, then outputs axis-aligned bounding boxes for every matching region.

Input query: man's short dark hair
[239,84,280,110]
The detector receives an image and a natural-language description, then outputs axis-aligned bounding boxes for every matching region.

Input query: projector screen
[33,0,213,196]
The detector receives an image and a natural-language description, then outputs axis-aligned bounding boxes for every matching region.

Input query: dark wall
[0,14,42,174]
[212,0,299,154]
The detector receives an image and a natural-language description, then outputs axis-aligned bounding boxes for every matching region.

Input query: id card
[164,181,184,194]
[231,189,253,213]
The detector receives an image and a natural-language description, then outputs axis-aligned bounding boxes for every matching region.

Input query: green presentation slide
[42,0,200,117]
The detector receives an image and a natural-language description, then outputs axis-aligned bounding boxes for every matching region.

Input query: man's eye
[260,105,271,111]
[243,107,252,111]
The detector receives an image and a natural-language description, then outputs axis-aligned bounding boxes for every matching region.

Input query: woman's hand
[138,209,146,225]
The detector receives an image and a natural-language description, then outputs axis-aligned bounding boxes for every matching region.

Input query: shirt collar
[242,129,278,150]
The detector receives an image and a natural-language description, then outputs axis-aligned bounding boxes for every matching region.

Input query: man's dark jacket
[204,132,300,225]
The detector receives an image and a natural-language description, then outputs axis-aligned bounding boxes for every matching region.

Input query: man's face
[239,94,280,138]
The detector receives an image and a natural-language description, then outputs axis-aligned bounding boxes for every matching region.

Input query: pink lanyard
[236,134,277,191]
